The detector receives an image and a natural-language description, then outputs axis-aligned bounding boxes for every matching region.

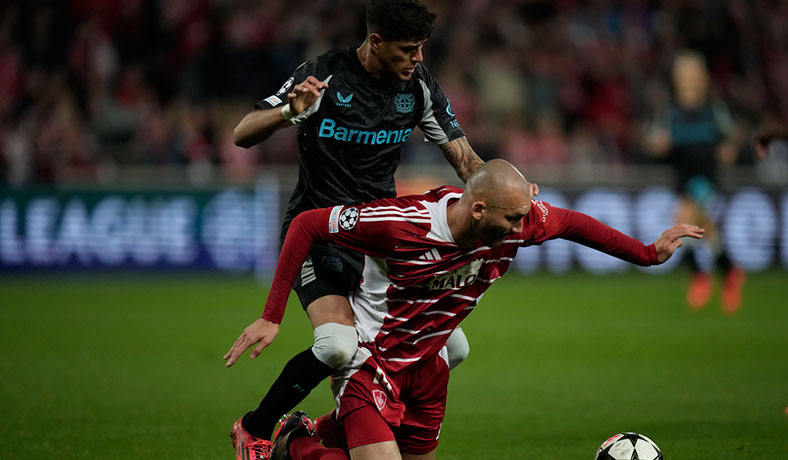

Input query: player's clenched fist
[288,76,329,116]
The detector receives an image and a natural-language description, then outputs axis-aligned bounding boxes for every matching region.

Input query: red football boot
[687,272,712,309]
[231,415,272,460]
[722,266,745,315]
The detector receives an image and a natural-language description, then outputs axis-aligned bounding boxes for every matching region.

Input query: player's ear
[471,201,485,220]
[369,33,383,52]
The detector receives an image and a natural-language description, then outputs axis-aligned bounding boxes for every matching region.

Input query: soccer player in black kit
[224,2,493,459]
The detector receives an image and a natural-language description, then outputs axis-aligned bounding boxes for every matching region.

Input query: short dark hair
[366,0,437,42]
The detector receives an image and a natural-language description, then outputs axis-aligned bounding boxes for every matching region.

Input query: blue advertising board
[0,178,280,273]
[1,181,786,273]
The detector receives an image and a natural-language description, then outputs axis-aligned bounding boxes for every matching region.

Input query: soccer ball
[594,432,663,460]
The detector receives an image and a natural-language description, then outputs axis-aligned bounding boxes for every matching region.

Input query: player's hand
[653,223,705,264]
[288,76,328,116]
[223,318,280,368]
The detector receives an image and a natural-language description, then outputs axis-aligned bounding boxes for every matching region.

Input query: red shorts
[332,352,449,454]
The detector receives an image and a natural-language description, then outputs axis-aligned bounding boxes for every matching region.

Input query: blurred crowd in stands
[1,0,786,185]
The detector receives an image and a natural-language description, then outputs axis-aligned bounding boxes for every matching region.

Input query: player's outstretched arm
[234,76,329,148]
[224,203,393,368]
[223,207,341,368]
[223,318,280,367]
[223,210,326,368]
[653,223,705,264]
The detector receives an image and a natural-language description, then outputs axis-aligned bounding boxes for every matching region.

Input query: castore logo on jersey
[336,91,354,107]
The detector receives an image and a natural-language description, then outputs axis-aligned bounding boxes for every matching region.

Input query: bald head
[449,159,533,247]
[465,159,532,207]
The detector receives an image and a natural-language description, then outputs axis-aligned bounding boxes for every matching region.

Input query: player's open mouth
[403,67,415,76]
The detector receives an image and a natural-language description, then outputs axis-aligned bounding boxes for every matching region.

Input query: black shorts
[292,243,364,310]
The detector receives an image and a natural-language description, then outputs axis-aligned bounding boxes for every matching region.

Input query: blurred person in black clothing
[643,49,745,314]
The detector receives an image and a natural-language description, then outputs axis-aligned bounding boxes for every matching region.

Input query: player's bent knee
[446,327,470,370]
[312,323,358,369]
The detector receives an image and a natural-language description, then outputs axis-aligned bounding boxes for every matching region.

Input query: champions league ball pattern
[594,432,663,460]
[339,207,359,231]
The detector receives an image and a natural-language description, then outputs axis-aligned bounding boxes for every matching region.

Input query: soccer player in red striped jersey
[225,160,704,460]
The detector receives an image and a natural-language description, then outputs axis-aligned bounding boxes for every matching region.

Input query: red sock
[289,436,349,460]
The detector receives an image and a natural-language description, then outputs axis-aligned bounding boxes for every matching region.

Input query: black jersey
[256,45,465,240]
[669,102,733,184]
[649,100,734,190]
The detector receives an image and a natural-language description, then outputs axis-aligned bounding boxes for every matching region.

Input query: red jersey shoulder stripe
[361,204,429,214]
[360,216,431,223]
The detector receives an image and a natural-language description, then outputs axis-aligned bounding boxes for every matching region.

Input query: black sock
[686,248,700,274]
[716,250,733,274]
[242,348,334,440]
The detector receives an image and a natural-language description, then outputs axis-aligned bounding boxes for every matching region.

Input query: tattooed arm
[440,136,485,183]
[440,137,540,196]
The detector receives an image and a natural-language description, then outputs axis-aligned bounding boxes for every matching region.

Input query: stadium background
[1,1,787,459]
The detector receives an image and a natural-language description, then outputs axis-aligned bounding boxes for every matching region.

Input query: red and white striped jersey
[263,186,657,372]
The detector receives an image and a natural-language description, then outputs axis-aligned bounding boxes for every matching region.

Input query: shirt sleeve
[522,201,658,266]
[260,204,396,324]
[415,67,465,144]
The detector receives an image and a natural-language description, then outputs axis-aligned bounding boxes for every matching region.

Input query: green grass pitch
[1,270,787,459]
